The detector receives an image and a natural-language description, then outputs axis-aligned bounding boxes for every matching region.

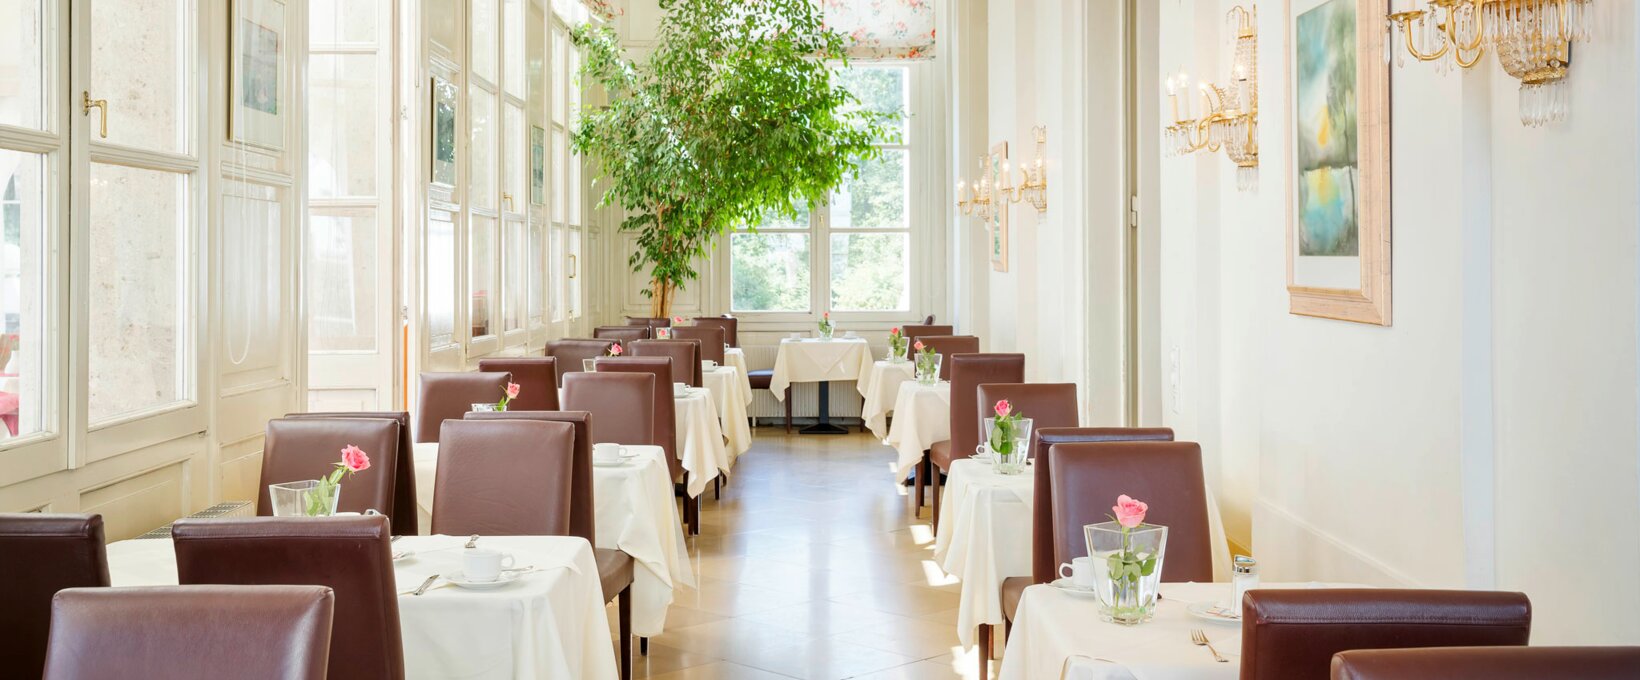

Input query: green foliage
[571,0,894,313]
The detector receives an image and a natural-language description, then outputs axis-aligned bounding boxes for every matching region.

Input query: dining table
[673,386,733,495]
[411,443,695,637]
[701,363,753,458]
[106,534,619,680]
[1001,581,1351,680]
[882,379,951,479]
[858,359,915,439]
[770,336,876,434]
[723,348,753,405]
[935,457,1233,648]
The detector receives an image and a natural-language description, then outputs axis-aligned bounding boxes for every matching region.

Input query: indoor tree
[571,0,894,316]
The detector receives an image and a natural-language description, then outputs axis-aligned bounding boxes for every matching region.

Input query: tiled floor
[610,430,992,679]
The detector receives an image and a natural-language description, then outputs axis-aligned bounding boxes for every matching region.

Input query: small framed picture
[530,125,546,206]
[431,75,458,188]
[989,141,1009,272]
[230,0,287,150]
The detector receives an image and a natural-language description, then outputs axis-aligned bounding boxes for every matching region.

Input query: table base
[799,380,850,435]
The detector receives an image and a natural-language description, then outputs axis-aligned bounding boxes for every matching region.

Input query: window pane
[751,202,810,230]
[551,225,566,320]
[469,85,496,211]
[309,54,375,198]
[503,219,525,332]
[470,0,497,83]
[831,149,907,230]
[836,66,907,143]
[0,0,44,130]
[551,128,565,222]
[505,103,525,212]
[427,212,455,345]
[528,222,545,324]
[0,151,45,439]
[310,0,376,44]
[567,228,580,317]
[308,211,376,352]
[503,0,525,96]
[469,215,496,338]
[88,163,187,423]
[93,0,186,152]
[731,233,810,313]
[552,28,567,124]
[830,233,909,312]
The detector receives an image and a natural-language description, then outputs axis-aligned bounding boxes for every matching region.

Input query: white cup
[788,332,802,340]
[1058,556,1097,588]
[593,442,626,463]
[673,382,689,397]
[464,548,516,583]
[844,330,858,338]
[702,359,718,370]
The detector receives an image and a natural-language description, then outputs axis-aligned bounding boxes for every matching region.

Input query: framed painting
[431,75,458,188]
[530,125,546,206]
[989,141,1009,272]
[230,0,286,150]
[1286,0,1391,325]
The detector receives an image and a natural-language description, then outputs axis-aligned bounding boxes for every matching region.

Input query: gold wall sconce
[956,125,1049,219]
[1386,0,1592,127]
[1164,5,1259,190]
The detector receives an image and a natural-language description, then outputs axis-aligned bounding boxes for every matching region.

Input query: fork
[464,534,480,549]
[1190,629,1228,663]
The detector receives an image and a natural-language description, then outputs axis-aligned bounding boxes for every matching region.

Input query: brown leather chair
[1046,441,1213,582]
[1332,645,1640,680]
[285,411,419,535]
[974,383,1080,460]
[260,417,401,518]
[545,338,615,387]
[927,353,1024,525]
[593,357,696,535]
[562,371,658,452]
[913,335,980,381]
[901,324,954,343]
[595,325,651,343]
[0,513,110,679]
[430,419,576,536]
[173,515,404,680]
[631,339,702,387]
[1242,589,1532,679]
[43,585,336,680]
[414,371,513,443]
[692,316,738,348]
[478,357,561,411]
[626,316,670,329]
[669,325,725,366]
[746,369,792,433]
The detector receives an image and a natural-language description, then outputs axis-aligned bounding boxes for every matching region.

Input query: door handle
[82,92,108,139]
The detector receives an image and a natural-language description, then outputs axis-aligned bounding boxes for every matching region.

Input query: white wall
[1158,0,1640,643]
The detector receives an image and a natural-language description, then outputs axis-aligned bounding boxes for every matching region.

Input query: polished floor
[608,430,991,679]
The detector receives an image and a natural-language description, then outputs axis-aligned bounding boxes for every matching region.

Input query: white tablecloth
[410,443,693,637]
[769,337,875,399]
[859,359,915,439]
[723,348,754,405]
[675,388,731,496]
[703,365,752,459]
[883,380,951,478]
[935,458,1234,648]
[106,535,618,680]
[1002,582,1348,680]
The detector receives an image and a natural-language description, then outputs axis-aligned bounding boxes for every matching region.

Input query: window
[729,65,914,316]
[0,152,45,439]
[548,24,581,322]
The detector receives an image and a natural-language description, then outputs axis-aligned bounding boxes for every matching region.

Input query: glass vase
[268,480,341,518]
[818,326,834,340]
[470,402,498,412]
[914,353,941,385]
[980,417,1033,474]
[1085,521,1168,625]
[888,341,907,363]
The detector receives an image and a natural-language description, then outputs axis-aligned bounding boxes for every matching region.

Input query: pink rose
[890,326,900,335]
[823,311,830,319]
[913,340,925,351]
[505,382,521,400]
[994,399,1011,417]
[1112,494,1148,528]
[672,316,684,324]
[340,445,371,473]
[610,343,623,355]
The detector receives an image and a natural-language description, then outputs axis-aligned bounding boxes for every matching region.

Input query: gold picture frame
[1285,0,1391,325]
[989,141,1009,272]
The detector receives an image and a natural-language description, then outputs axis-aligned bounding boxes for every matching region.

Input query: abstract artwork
[229,0,286,149]
[1286,0,1391,325]
[432,75,458,188]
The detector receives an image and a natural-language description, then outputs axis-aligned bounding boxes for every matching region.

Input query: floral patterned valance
[822,0,937,61]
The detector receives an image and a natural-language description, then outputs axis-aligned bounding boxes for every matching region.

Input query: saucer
[1048,578,1101,597]
[443,570,524,590]
[592,458,629,468]
[1187,601,1241,623]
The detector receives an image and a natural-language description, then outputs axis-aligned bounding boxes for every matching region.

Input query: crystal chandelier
[1386,0,1592,127]
[957,127,1049,219]
[955,154,998,223]
[1164,6,1260,191]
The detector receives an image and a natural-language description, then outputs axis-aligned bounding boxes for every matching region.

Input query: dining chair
[1046,440,1214,582]
[431,419,576,536]
[668,325,725,366]
[0,513,110,680]
[594,326,651,343]
[746,368,792,433]
[626,316,670,329]
[478,357,561,411]
[42,585,335,680]
[173,515,404,680]
[578,361,699,535]
[631,339,702,387]
[912,335,980,381]
[928,353,1024,526]
[447,414,638,675]
[1241,589,1532,679]
[901,324,953,343]
[413,371,513,443]
[1331,646,1640,680]
[285,411,419,535]
[691,316,738,348]
[259,417,401,518]
[973,383,1081,460]
[545,339,616,387]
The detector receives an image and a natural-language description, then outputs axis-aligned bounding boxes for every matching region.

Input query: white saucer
[1048,578,1101,597]
[1187,600,1241,623]
[592,459,629,468]
[443,570,524,590]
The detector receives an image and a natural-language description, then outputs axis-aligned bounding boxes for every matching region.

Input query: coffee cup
[464,548,516,582]
[1058,556,1097,588]
[788,332,802,340]
[702,359,718,370]
[673,382,689,397]
[593,443,626,464]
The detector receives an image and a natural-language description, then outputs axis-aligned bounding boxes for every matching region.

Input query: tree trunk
[649,278,676,318]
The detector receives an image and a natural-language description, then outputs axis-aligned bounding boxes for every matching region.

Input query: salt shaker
[1231,555,1259,616]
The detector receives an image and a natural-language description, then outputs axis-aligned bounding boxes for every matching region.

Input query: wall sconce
[1164,5,1259,190]
[956,126,1049,219]
[955,154,998,223]
[1386,0,1590,127]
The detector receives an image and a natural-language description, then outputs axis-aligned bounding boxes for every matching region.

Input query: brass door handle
[82,92,108,139]
[568,254,577,279]
[502,192,515,212]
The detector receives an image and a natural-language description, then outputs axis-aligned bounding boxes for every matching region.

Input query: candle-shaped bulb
[1234,64,1248,81]
[1165,75,1177,95]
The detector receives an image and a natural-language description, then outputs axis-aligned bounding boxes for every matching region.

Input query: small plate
[1048,578,1101,597]
[1187,600,1241,623]
[442,570,524,590]
[592,459,629,468]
